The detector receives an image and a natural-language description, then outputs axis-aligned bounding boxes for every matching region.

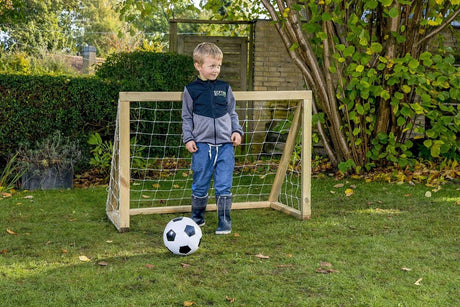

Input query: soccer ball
[163,217,202,256]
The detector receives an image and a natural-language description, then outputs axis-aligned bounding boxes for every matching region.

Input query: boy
[182,42,243,235]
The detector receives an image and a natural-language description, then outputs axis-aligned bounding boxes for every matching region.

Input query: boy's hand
[231,132,242,147]
[186,140,198,153]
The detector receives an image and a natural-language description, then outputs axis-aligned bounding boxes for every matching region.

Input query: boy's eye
[209,65,221,69]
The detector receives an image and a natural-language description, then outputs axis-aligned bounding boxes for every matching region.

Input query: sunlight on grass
[356,208,404,215]
[1,180,459,306]
[431,196,460,203]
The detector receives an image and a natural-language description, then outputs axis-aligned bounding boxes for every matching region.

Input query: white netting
[107,93,308,231]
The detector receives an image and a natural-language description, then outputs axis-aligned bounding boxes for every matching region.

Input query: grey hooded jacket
[182,78,243,145]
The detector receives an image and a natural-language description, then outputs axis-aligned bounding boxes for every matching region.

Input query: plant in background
[0,153,26,194]
[259,0,459,171]
[17,131,82,190]
[18,131,81,172]
[88,132,113,177]
[88,132,152,179]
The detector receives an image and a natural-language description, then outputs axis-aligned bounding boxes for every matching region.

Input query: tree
[0,0,81,53]
[116,0,202,46]
[0,0,145,56]
[259,0,459,170]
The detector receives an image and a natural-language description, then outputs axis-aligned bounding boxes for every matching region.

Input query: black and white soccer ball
[163,217,202,256]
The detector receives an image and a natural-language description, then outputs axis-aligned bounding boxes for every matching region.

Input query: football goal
[106,91,312,232]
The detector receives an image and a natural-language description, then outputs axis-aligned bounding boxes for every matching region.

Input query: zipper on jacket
[210,81,217,144]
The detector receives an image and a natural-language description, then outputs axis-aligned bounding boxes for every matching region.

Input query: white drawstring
[208,144,221,166]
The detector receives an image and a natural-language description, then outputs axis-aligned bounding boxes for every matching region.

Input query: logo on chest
[214,90,226,98]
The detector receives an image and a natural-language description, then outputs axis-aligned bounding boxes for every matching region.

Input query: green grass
[0,178,459,306]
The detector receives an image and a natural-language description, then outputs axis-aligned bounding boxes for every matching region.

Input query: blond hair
[193,42,223,65]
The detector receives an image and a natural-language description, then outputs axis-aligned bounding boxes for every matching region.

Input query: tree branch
[415,8,460,47]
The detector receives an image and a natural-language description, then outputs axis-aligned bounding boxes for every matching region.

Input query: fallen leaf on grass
[6,228,18,235]
[181,263,191,268]
[183,301,196,306]
[2,192,12,198]
[141,195,150,199]
[24,195,34,199]
[316,268,340,274]
[145,264,155,269]
[233,233,240,237]
[225,296,235,303]
[414,278,423,285]
[424,191,432,198]
[401,267,412,271]
[98,261,108,266]
[79,255,91,262]
[329,190,336,194]
[62,249,68,253]
[277,264,293,268]
[345,188,354,196]
[254,254,270,259]
[1,249,8,254]
[333,183,344,188]
[152,183,160,188]
[320,262,332,267]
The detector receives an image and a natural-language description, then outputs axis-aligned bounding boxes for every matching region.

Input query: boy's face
[194,56,222,81]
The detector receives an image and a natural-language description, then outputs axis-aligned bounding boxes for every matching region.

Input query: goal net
[106,91,312,232]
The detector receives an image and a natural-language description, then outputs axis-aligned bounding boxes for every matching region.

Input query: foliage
[95,51,195,91]
[260,0,459,170]
[0,0,142,57]
[0,179,458,305]
[0,50,79,75]
[87,132,113,176]
[87,132,153,179]
[116,0,201,43]
[17,131,82,173]
[0,51,195,170]
[0,153,25,194]
[0,73,119,167]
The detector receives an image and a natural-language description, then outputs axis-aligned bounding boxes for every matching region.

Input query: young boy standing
[182,42,243,235]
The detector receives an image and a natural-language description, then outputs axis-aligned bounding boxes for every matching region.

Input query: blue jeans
[191,143,235,197]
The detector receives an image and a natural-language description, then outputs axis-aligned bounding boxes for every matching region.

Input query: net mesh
[106,95,305,230]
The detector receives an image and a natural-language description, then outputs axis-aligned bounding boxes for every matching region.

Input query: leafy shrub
[95,51,195,91]
[0,51,196,171]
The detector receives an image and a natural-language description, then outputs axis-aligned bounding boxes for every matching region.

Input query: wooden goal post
[106,91,312,232]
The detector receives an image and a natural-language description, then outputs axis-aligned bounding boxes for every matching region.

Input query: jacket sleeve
[182,87,195,144]
[227,86,244,136]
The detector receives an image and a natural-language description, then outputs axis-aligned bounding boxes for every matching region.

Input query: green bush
[0,74,119,169]
[0,51,196,172]
[95,51,195,91]
[96,51,196,157]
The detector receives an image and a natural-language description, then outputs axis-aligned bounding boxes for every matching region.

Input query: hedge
[0,52,195,169]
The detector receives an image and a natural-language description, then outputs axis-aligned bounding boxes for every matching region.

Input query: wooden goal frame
[106,91,312,232]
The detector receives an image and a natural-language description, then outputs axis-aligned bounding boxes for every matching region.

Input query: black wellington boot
[215,195,232,235]
[190,194,208,227]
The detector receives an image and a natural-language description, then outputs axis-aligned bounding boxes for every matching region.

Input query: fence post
[82,46,96,74]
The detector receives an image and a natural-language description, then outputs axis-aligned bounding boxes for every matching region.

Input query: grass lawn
[0,177,458,306]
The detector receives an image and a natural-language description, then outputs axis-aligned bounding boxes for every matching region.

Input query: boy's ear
[194,62,201,71]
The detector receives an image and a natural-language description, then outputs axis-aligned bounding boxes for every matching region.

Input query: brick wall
[250,20,305,154]
[253,20,304,91]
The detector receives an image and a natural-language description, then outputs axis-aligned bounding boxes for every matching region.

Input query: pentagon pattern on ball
[166,229,176,241]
